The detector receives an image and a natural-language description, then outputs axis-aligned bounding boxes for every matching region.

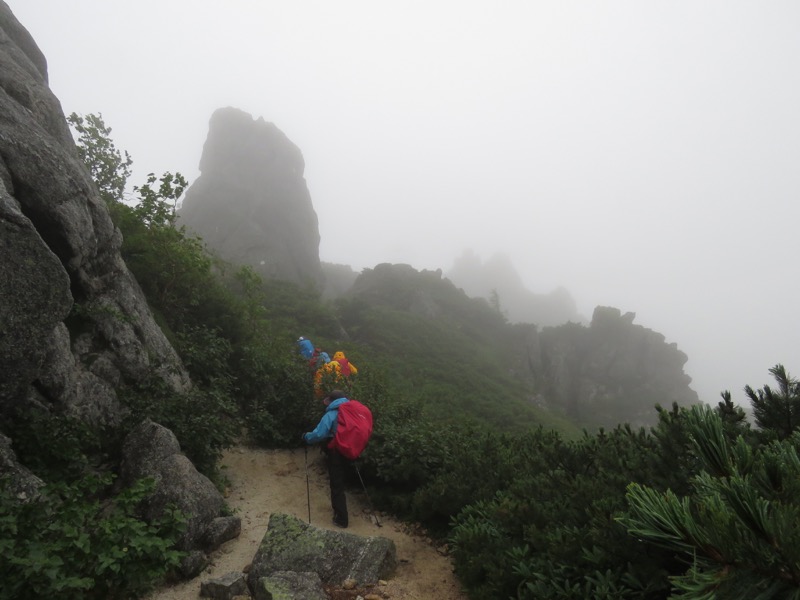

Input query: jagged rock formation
[538,306,699,427]
[200,572,250,599]
[178,107,323,288]
[0,2,233,568]
[447,249,584,326]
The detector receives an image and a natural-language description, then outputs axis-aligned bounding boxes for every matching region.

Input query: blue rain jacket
[303,398,349,445]
[297,338,314,359]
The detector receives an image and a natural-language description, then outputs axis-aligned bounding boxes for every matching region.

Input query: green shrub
[236,335,318,447]
[3,408,105,482]
[119,380,239,479]
[448,423,686,599]
[0,474,186,600]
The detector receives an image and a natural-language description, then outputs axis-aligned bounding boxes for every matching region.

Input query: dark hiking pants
[326,448,349,527]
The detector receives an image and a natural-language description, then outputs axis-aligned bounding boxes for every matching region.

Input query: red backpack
[328,400,373,460]
[337,358,351,376]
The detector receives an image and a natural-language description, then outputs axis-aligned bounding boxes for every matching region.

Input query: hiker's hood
[326,397,349,412]
[333,351,346,361]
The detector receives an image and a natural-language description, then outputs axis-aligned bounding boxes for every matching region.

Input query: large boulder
[0,2,188,432]
[178,106,323,288]
[247,513,397,591]
[120,420,238,574]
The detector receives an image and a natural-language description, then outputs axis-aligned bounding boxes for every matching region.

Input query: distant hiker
[302,390,373,529]
[297,336,314,360]
[309,347,331,371]
[314,360,342,399]
[331,351,358,377]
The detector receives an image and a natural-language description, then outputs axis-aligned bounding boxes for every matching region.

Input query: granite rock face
[0,2,188,433]
[178,107,323,288]
[0,2,235,568]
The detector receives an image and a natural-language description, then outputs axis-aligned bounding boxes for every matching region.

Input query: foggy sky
[11,1,800,407]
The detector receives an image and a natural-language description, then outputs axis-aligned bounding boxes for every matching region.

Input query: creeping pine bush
[0,474,186,600]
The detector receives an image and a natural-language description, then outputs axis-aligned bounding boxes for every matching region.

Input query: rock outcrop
[178,107,323,288]
[247,513,397,591]
[0,2,188,431]
[538,306,699,427]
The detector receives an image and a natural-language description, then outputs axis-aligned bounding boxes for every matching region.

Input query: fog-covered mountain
[339,263,698,429]
[446,249,584,326]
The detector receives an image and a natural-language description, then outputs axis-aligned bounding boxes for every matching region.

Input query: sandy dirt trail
[146,446,468,600]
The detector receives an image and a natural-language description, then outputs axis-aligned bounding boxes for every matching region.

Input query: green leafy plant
[0,474,186,600]
[3,408,102,482]
[67,112,132,207]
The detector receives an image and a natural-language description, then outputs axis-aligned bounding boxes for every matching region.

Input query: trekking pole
[354,462,382,527]
[304,445,311,524]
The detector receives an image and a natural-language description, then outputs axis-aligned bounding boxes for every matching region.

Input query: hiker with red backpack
[331,351,358,377]
[302,390,373,529]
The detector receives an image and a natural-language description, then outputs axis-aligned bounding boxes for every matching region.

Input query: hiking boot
[333,517,348,528]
